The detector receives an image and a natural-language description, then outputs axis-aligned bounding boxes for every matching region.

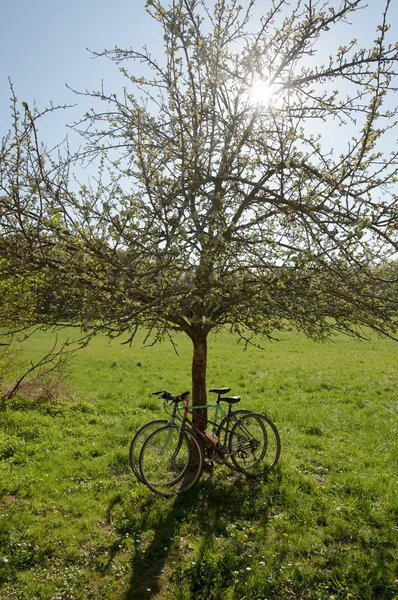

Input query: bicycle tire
[139,425,204,497]
[229,412,281,477]
[129,419,169,482]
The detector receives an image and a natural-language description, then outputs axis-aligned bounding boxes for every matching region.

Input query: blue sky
[0,0,157,143]
[1,0,397,150]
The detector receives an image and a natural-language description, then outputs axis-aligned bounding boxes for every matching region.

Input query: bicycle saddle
[209,387,231,394]
[218,396,241,404]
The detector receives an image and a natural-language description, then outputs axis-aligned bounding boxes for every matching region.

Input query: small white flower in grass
[246,567,252,571]
[0,558,9,563]
[259,561,265,566]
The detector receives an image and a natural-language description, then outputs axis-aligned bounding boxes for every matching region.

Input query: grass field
[0,328,397,599]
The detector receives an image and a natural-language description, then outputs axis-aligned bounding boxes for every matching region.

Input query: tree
[1,0,397,424]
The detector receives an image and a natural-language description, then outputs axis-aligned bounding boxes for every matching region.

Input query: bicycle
[129,387,251,483]
[131,387,281,497]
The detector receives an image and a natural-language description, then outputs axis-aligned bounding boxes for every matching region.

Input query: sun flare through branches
[248,78,282,108]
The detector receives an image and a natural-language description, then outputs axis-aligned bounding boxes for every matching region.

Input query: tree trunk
[191,327,208,431]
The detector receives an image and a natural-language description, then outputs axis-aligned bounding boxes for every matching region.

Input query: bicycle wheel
[139,425,204,496]
[229,413,281,477]
[129,419,169,482]
[216,410,250,468]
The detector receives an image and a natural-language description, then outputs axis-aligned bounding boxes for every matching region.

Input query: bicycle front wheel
[129,419,169,482]
[139,425,203,496]
[229,413,281,477]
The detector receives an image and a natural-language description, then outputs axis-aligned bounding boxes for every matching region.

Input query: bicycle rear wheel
[129,419,169,482]
[216,410,250,468]
[139,425,203,496]
[229,413,281,477]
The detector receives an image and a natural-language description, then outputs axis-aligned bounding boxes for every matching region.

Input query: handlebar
[152,390,190,403]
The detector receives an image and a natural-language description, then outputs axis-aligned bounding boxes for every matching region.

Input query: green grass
[1,329,397,599]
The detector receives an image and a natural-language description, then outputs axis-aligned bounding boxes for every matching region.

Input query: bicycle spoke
[229,413,281,476]
[139,425,203,496]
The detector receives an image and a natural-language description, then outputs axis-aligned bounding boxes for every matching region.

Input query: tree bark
[191,327,208,430]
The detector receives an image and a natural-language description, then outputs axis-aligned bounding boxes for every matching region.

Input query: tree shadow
[122,484,203,599]
[117,467,282,599]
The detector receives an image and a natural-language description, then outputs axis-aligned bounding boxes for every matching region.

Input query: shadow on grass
[119,468,282,600]
[125,490,201,599]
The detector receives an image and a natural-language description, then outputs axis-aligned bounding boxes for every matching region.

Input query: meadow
[0,328,397,599]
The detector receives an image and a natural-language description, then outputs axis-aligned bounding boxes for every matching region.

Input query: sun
[248,78,280,107]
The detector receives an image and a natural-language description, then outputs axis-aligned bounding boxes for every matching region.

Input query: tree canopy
[1,0,397,415]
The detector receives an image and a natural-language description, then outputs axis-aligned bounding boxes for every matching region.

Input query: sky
[0,0,158,144]
[1,0,397,152]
